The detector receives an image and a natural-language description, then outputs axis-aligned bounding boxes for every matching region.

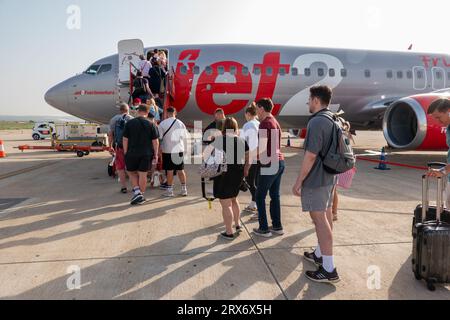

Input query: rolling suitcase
[412,175,450,291]
[413,162,450,229]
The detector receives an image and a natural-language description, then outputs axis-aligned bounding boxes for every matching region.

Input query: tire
[32,134,40,140]
[76,151,84,158]
[84,151,90,156]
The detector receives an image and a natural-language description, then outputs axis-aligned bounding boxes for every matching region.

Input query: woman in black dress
[210,117,250,240]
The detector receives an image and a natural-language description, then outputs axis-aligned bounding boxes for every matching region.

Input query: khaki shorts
[301,184,335,212]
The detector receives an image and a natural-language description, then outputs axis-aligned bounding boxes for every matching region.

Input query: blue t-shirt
[446,124,450,182]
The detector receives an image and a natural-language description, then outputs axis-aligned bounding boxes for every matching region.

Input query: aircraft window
[291,67,298,76]
[38,124,48,129]
[365,70,371,78]
[397,71,403,79]
[386,70,393,79]
[242,66,249,75]
[318,68,324,77]
[218,66,225,75]
[97,64,112,75]
[304,68,311,76]
[230,66,237,75]
[436,71,442,79]
[266,67,273,76]
[340,69,347,77]
[180,66,188,75]
[417,70,423,79]
[205,66,213,75]
[407,70,413,79]
[279,67,286,76]
[85,64,100,75]
[254,67,261,75]
[193,66,200,74]
[329,68,335,77]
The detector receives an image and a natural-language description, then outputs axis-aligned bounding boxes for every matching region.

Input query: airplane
[44,39,450,150]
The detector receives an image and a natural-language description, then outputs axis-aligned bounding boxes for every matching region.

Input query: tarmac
[0,129,449,300]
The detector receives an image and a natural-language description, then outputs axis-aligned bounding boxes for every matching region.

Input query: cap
[133,98,142,104]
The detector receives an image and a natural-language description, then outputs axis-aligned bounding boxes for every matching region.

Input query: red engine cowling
[382,93,450,150]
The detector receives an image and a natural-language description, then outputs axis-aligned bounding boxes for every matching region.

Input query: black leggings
[246,164,260,202]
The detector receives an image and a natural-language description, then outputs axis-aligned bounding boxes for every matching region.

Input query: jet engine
[382,93,450,150]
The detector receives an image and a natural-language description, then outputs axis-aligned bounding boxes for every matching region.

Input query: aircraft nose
[45,82,68,111]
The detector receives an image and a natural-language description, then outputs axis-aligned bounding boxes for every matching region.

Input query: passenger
[158,107,189,197]
[425,98,450,207]
[146,109,163,187]
[158,50,168,70]
[332,121,355,221]
[131,98,141,111]
[122,104,160,205]
[207,117,250,240]
[138,54,151,82]
[253,98,285,238]
[149,59,166,100]
[132,71,153,102]
[108,103,134,194]
[203,108,226,144]
[292,85,340,284]
[151,49,159,66]
[145,98,161,123]
[240,103,260,216]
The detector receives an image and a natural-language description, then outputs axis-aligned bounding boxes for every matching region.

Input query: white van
[32,122,56,140]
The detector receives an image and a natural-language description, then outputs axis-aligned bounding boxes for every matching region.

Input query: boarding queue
[108,85,358,284]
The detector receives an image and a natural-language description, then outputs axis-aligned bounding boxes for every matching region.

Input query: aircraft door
[118,39,144,84]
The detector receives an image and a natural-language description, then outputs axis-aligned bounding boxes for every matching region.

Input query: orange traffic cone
[0,139,6,158]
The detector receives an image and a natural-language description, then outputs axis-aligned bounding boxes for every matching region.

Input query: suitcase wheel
[426,279,436,291]
[414,273,422,281]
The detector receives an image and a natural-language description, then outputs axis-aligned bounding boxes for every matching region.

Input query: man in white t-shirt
[240,104,260,214]
[158,107,189,197]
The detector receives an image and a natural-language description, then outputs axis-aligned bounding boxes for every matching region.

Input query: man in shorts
[292,85,340,284]
[158,107,189,197]
[123,104,160,205]
[108,103,133,193]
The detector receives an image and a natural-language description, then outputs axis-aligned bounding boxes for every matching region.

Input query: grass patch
[0,121,34,130]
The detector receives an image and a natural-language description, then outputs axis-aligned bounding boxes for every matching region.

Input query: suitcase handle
[421,175,444,222]
[427,162,447,169]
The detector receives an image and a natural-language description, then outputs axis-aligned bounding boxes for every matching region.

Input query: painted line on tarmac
[0,161,61,181]
[240,219,289,300]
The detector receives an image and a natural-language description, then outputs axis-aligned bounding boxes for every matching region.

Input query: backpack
[114,114,129,148]
[133,78,148,95]
[318,111,356,174]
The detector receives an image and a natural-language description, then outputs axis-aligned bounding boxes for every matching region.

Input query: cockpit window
[98,64,112,75]
[84,64,100,75]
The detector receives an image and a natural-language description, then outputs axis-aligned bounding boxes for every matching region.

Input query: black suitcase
[413,162,450,229]
[412,174,450,291]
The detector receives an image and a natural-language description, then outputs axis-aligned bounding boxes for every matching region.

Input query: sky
[0,0,448,116]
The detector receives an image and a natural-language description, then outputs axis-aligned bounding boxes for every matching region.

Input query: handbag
[199,148,227,179]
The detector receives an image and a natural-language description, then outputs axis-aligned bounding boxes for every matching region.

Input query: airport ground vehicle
[32,122,56,140]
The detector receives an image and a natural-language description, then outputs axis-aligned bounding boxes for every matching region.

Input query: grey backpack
[319,111,356,174]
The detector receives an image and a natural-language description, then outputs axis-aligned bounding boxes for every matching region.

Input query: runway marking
[0,160,61,181]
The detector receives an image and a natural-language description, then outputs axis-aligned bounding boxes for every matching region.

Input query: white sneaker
[163,189,175,197]
[180,188,188,197]
[244,205,257,213]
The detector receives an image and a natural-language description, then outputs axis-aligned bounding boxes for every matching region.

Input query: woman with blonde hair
[145,98,161,123]
[207,117,250,240]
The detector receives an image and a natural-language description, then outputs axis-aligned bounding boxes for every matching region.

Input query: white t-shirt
[139,60,151,77]
[240,119,260,152]
[158,117,188,154]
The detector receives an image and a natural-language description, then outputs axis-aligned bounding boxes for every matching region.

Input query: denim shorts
[301,184,335,212]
